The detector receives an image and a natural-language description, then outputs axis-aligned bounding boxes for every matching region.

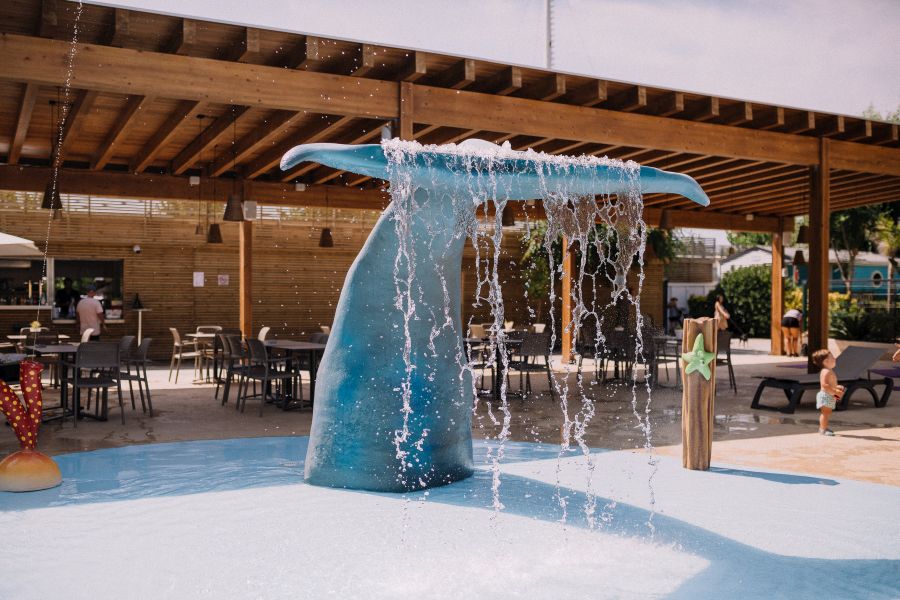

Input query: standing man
[76,285,104,341]
[666,297,682,335]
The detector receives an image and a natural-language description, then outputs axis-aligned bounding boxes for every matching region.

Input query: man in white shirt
[76,285,105,340]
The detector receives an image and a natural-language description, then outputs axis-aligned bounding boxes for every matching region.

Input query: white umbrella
[0,232,42,257]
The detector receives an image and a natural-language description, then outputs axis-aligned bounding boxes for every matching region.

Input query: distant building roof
[721,246,892,267]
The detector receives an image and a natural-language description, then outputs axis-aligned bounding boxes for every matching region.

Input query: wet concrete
[3,352,898,485]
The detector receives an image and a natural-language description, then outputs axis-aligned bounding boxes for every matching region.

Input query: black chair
[716,330,738,394]
[33,333,60,386]
[120,338,153,416]
[220,334,248,406]
[576,323,604,381]
[238,338,297,416]
[69,342,123,426]
[511,332,555,399]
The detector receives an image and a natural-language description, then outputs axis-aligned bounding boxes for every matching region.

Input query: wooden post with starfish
[680,317,718,470]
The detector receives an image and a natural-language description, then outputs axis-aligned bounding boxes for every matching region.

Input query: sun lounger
[751,346,893,414]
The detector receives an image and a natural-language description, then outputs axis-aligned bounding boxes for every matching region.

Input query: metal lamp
[318,227,334,248]
[659,208,673,231]
[41,179,63,210]
[792,249,806,266]
[223,193,244,222]
[501,204,515,227]
[796,224,809,244]
[207,223,223,244]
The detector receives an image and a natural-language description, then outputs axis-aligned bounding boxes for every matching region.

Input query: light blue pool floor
[1,436,898,599]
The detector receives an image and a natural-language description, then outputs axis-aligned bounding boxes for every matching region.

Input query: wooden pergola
[1,1,898,362]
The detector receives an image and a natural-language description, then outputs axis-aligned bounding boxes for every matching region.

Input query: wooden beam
[240,219,253,339]
[561,236,573,363]
[770,230,784,355]
[721,101,753,126]
[282,36,320,69]
[58,89,98,157]
[842,119,872,142]
[228,27,261,63]
[476,66,522,96]
[646,91,684,117]
[166,19,196,54]
[39,0,58,38]
[91,94,156,171]
[398,51,427,82]
[684,97,719,121]
[411,85,900,174]
[807,142,830,371]
[351,44,377,77]
[757,106,785,131]
[428,58,475,89]
[399,82,414,140]
[272,116,358,181]
[872,123,898,146]
[130,100,205,173]
[605,85,647,112]
[643,207,781,232]
[0,34,398,119]
[170,106,252,175]
[106,9,130,47]
[8,83,38,165]
[817,114,845,138]
[0,164,390,208]
[785,111,816,134]
[565,80,608,107]
[209,110,301,177]
[519,73,566,101]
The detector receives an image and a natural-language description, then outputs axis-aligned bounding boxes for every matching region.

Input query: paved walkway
[4,341,897,485]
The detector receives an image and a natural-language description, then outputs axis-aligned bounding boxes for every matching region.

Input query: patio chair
[80,328,95,343]
[238,338,297,416]
[217,334,247,405]
[120,338,153,416]
[257,326,270,341]
[576,321,604,381]
[751,345,893,414]
[717,330,737,394]
[168,327,201,383]
[33,333,61,387]
[69,341,124,426]
[510,331,555,399]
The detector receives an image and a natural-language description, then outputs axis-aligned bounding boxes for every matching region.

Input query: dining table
[264,339,327,407]
[25,343,79,422]
[186,332,218,382]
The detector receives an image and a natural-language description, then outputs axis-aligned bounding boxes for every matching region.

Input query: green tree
[861,103,900,123]
[829,205,886,293]
[726,231,772,249]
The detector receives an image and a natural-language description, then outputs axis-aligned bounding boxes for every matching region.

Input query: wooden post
[681,317,717,470]
[770,229,784,355]
[807,140,830,372]
[399,82,414,141]
[239,219,253,338]
[561,236,573,363]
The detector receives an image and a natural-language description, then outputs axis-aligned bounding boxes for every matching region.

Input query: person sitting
[713,294,730,330]
[781,308,803,357]
[75,285,105,341]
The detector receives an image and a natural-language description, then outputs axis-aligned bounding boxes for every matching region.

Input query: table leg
[309,350,319,402]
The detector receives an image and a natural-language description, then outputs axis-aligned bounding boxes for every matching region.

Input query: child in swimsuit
[811,349,844,436]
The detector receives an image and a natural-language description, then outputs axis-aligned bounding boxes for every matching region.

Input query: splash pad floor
[1,437,897,599]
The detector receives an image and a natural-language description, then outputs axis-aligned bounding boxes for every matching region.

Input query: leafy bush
[830,297,899,342]
[785,288,803,311]
[717,266,772,337]
[688,293,717,319]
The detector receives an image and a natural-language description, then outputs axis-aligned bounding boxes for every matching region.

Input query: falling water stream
[382,139,657,529]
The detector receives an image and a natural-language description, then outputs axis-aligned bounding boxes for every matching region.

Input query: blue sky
[99,0,900,117]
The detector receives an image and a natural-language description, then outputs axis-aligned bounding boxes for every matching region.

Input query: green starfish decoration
[682,333,715,380]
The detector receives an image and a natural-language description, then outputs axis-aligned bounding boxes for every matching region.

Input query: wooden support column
[807,139,830,371]
[681,317,717,470]
[561,236,574,363]
[239,219,253,338]
[770,229,784,355]
[399,81,414,140]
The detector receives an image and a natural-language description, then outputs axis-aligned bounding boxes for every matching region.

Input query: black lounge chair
[751,346,893,414]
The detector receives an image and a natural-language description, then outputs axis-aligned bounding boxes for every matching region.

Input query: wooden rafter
[91,94,156,170]
[58,89,98,157]
[130,100,206,173]
[170,106,252,175]
[7,83,38,164]
[209,110,302,177]
[166,19,196,55]
[272,116,358,181]
[565,80,608,107]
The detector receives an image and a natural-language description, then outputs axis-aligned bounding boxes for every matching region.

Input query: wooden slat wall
[0,207,663,359]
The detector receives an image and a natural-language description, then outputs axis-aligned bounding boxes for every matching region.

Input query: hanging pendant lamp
[207,223,223,244]
[223,193,245,221]
[796,224,809,244]
[318,227,334,248]
[41,179,63,210]
[793,249,806,266]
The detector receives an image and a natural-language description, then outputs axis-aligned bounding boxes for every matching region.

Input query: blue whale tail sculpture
[282,140,709,492]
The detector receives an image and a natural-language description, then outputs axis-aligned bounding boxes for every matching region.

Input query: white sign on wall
[193,272,205,287]
[218,274,230,286]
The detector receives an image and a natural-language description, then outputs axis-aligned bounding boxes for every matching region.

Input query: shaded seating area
[751,346,894,414]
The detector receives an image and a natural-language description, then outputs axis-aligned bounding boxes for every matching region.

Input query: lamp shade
[131,294,144,310]
[796,224,809,245]
[195,223,204,235]
[318,227,334,248]
[792,249,806,266]
[41,180,63,210]
[501,204,516,227]
[206,223,223,244]
[223,194,244,222]
[659,208,673,231]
